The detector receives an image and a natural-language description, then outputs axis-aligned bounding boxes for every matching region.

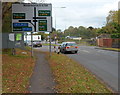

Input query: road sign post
[49,32,51,57]
[12,3,52,57]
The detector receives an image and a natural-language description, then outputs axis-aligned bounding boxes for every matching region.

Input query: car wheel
[75,51,78,53]
[63,49,66,54]
[60,50,63,53]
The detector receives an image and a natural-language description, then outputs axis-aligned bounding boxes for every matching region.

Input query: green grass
[103,48,120,51]
[2,49,35,93]
[42,43,58,46]
[25,46,31,51]
[47,53,113,93]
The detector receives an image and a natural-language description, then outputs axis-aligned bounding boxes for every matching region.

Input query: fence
[1,33,25,49]
[97,38,120,48]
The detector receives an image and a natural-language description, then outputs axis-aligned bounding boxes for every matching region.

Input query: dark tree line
[64,26,97,39]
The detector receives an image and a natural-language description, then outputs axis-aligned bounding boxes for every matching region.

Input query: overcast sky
[25,0,119,31]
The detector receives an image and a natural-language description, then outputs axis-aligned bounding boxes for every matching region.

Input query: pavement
[28,51,56,93]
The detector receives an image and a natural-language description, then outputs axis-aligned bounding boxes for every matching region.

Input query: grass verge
[42,43,58,46]
[46,53,113,93]
[2,49,35,93]
[102,48,120,52]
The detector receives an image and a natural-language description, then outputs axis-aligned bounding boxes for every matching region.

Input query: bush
[111,33,120,38]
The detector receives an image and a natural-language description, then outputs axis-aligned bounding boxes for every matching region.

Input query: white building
[66,36,82,40]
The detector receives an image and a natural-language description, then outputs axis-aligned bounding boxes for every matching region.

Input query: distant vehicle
[59,42,78,53]
[33,41,42,47]
[25,40,32,46]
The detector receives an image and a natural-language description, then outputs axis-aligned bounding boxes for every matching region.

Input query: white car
[59,42,78,53]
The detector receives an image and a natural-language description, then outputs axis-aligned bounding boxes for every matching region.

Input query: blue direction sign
[22,27,32,31]
[13,23,28,27]
[13,23,32,31]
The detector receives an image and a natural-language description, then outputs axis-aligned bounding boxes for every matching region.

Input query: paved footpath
[28,51,56,93]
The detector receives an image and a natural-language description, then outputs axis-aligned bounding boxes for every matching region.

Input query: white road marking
[79,49,90,53]
[97,50,104,52]
[83,50,90,53]
[97,50,107,53]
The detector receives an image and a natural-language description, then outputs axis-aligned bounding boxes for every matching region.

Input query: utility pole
[31,32,33,57]
[49,32,52,57]
[31,7,37,57]
[53,7,66,51]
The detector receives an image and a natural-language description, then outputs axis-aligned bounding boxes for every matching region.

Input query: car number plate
[71,46,74,48]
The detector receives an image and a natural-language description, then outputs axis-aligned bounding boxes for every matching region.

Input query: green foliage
[64,26,97,39]
[118,10,120,24]
[50,29,65,41]
[2,2,12,33]
[106,11,118,23]
[97,22,120,35]
[97,10,119,38]
[111,33,120,38]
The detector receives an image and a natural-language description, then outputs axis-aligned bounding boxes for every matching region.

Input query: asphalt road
[34,45,119,92]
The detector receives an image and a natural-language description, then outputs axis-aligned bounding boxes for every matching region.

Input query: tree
[118,9,120,24]
[2,2,12,33]
[51,29,65,41]
[2,2,22,33]
[87,26,94,30]
[97,10,120,38]
[64,26,97,39]
[106,11,118,24]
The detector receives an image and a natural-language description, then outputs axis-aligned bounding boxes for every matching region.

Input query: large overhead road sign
[12,3,52,32]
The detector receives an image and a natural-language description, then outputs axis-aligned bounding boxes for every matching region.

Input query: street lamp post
[53,7,66,44]
[53,7,66,52]
[54,7,66,32]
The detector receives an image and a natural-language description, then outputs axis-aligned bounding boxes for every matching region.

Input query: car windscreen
[66,43,77,46]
